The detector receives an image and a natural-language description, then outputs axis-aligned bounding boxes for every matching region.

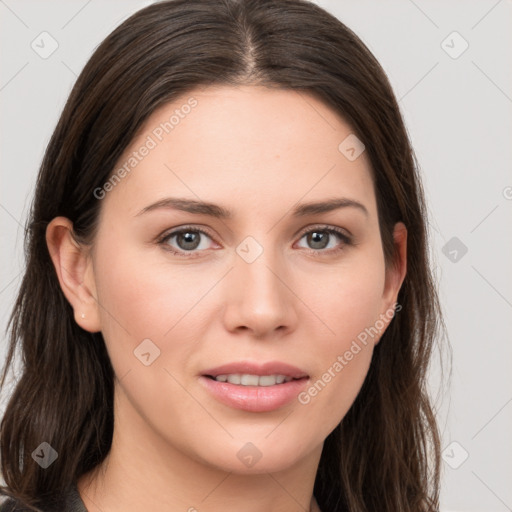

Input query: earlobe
[46,217,101,333]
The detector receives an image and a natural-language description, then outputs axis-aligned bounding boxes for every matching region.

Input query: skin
[46,85,407,512]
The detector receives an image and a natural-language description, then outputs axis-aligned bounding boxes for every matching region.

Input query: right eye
[158,226,218,257]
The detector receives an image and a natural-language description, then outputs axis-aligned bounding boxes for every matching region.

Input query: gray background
[1,1,511,510]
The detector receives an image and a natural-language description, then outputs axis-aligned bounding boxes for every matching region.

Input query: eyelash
[156,224,352,258]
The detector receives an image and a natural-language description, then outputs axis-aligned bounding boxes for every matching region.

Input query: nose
[221,246,299,339]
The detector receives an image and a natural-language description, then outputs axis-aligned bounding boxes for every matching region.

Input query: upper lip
[201,361,309,379]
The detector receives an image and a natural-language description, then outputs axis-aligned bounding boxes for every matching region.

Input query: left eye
[296,228,350,252]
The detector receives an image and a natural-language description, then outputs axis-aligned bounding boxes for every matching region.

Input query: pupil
[309,231,328,249]
[178,232,200,250]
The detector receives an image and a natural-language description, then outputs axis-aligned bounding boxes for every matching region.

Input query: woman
[0,0,444,510]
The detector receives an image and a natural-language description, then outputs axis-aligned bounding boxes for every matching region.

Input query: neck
[78,385,323,512]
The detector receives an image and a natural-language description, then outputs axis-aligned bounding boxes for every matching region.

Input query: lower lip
[199,376,309,412]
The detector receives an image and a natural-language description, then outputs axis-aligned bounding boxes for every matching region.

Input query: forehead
[101,85,376,221]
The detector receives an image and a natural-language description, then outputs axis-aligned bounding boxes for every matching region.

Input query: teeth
[258,375,278,386]
[227,374,241,385]
[241,374,259,386]
[214,374,293,386]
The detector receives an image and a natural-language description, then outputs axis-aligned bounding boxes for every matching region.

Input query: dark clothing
[0,484,87,512]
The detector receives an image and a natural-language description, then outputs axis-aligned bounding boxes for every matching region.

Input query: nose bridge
[223,234,297,335]
[236,237,286,307]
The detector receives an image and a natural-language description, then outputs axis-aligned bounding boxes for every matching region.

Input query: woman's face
[79,85,405,473]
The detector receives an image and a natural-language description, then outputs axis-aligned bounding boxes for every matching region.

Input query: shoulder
[0,484,85,512]
[0,497,31,512]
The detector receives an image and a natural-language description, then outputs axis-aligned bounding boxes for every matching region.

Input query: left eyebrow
[135,196,369,218]
[291,198,369,217]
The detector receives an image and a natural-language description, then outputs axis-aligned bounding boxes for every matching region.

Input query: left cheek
[309,333,375,420]
[327,347,373,422]
[296,341,373,442]
[319,268,386,341]
[304,268,384,403]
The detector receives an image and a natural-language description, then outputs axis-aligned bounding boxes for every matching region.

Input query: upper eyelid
[160,225,215,242]
[296,224,352,239]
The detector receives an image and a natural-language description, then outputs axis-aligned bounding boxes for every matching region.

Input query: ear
[46,217,101,333]
[376,222,407,343]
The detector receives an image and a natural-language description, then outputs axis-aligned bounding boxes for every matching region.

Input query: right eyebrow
[136,197,232,218]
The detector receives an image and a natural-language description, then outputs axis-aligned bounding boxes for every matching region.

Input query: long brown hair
[1,1,446,510]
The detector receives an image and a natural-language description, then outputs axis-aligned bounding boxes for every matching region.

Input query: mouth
[199,361,310,412]
[204,374,297,386]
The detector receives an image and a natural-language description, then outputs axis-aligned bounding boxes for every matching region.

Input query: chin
[193,433,320,475]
